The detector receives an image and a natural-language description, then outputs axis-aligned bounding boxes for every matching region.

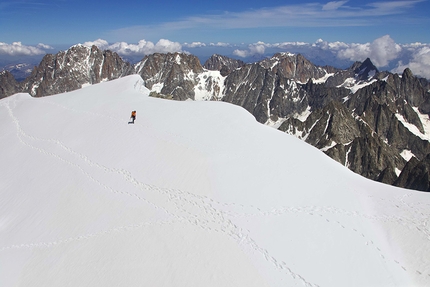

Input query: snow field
[0,75,429,286]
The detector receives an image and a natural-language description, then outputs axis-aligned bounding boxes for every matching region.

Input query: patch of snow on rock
[400,149,416,161]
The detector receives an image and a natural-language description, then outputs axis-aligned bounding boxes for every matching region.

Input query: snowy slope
[1,75,430,287]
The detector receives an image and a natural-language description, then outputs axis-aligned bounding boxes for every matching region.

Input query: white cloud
[209,42,231,47]
[367,0,425,13]
[183,42,206,48]
[154,39,182,53]
[280,41,309,47]
[393,44,430,79]
[83,39,183,56]
[250,42,266,55]
[0,42,49,56]
[313,39,349,50]
[36,43,54,50]
[229,35,430,79]
[107,40,152,55]
[233,42,267,58]
[337,43,371,62]
[370,35,402,66]
[104,36,425,80]
[337,35,402,67]
[322,1,349,11]
[233,49,249,58]
[5,36,429,80]
[83,39,109,49]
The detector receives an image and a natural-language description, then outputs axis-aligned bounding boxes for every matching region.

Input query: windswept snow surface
[1,75,430,287]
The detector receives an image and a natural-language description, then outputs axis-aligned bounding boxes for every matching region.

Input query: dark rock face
[22,45,133,97]
[253,55,430,191]
[395,155,430,191]
[342,134,405,181]
[203,54,245,76]
[221,53,330,123]
[353,58,378,82]
[222,63,274,123]
[279,99,407,182]
[0,71,21,99]
[259,53,327,83]
[377,166,398,185]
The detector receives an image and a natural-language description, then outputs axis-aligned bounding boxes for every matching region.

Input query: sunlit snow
[194,70,225,101]
[312,73,334,84]
[400,149,416,161]
[338,77,377,94]
[1,76,430,287]
[293,105,312,122]
[396,108,430,142]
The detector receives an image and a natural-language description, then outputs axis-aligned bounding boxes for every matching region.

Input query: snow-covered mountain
[2,45,430,192]
[1,75,429,286]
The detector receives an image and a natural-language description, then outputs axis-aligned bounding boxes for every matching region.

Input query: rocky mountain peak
[21,45,133,97]
[135,52,206,100]
[135,52,204,77]
[402,67,414,79]
[354,58,378,81]
[203,54,245,76]
[259,53,326,83]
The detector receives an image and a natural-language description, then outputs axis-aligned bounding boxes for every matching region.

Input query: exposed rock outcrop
[203,54,245,76]
[0,71,21,99]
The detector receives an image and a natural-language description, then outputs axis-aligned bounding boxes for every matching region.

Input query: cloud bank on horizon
[1,0,429,77]
[0,42,53,56]
[1,35,430,79]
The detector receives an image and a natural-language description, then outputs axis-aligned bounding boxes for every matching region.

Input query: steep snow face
[1,75,430,287]
[312,72,334,84]
[395,107,430,141]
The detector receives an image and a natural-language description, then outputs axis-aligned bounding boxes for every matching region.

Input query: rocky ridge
[0,70,21,100]
[2,45,430,191]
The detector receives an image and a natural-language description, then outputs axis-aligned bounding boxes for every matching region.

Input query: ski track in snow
[2,96,430,284]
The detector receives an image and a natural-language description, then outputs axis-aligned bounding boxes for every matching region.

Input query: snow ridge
[1,76,429,287]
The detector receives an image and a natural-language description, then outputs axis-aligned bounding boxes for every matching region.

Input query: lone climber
[129,110,136,124]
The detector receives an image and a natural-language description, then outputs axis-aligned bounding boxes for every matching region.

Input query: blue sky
[1,0,430,78]
[1,0,428,44]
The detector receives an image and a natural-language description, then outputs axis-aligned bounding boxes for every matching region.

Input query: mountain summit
[353,57,379,81]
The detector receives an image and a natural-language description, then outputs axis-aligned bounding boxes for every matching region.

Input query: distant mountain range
[0,63,34,81]
[1,44,430,192]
